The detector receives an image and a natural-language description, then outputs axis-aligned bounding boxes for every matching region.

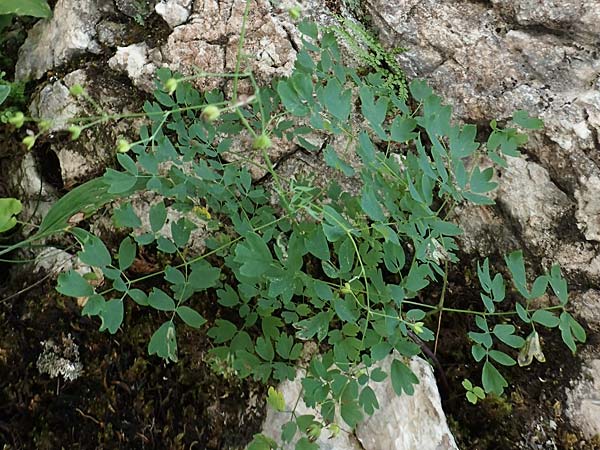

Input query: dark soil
[0,270,266,450]
[429,260,596,450]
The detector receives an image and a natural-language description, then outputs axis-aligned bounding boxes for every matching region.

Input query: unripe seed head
[22,136,36,150]
[8,111,25,128]
[164,78,178,95]
[201,105,221,122]
[252,133,272,150]
[68,125,82,141]
[116,139,131,153]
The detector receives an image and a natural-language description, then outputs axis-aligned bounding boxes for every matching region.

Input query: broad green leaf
[482,361,507,395]
[358,385,379,415]
[493,324,525,349]
[390,115,418,143]
[57,270,94,297]
[512,110,544,130]
[234,232,275,278]
[255,336,274,361]
[76,232,111,268]
[190,260,221,290]
[82,294,105,316]
[0,198,22,233]
[489,350,516,366]
[128,288,148,306]
[104,168,138,194]
[148,288,176,311]
[0,0,52,18]
[149,201,167,233]
[277,80,309,117]
[113,202,142,228]
[323,146,355,176]
[505,250,528,296]
[318,78,351,122]
[281,421,297,443]
[118,237,136,271]
[208,319,238,343]
[0,85,10,106]
[390,358,419,395]
[148,320,178,362]
[360,186,386,221]
[531,309,559,328]
[176,306,206,328]
[117,153,138,175]
[470,167,497,193]
[305,226,329,260]
[340,400,363,429]
[99,299,124,334]
[359,85,388,139]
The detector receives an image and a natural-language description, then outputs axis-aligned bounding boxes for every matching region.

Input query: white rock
[108,43,157,92]
[575,174,600,242]
[566,359,600,439]
[15,0,110,80]
[260,355,458,450]
[155,0,192,28]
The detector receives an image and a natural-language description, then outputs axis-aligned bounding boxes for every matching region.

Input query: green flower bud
[413,321,424,334]
[201,105,221,122]
[164,78,178,95]
[68,125,82,141]
[69,84,85,97]
[340,282,353,295]
[289,6,301,20]
[38,120,52,132]
[306,423,321,441]
[328,423,340,439]
[252,133,272,150]
[8,111,25,128]
[116,138,131,153]
[22,136,36,150]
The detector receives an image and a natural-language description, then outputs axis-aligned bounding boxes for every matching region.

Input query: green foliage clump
[0,10,586,449]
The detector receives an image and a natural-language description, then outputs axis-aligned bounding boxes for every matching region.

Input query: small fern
[330,17,408,100]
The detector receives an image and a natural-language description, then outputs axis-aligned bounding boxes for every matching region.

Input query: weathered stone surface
[114,0,158,20]
[27,69,127,188]
[108,43,159,92]
[367,0,600,278]
[355,356,458,450]
[261,355,457,450]
[566,359,600,439]
[155,0,192,28]
[162,0,296,93]
[15,0,112,80]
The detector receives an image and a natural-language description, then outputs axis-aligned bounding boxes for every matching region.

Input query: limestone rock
[155,0,192,28]
[108,43,159,92]
[162,0,296,93]
[261,355,457,450]
[355,356,458,450]
[566,359,600,439]
[15,0,111,80]
[366,0,600,283]
[114,0,158,20]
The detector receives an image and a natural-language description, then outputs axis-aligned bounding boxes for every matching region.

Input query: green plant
[1,9,585,449]
[0,0,52,18]
[0,0,51,38]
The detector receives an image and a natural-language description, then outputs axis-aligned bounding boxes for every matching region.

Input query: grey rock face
[365,0,600,440]
[566,359,600,438]
[261,355,458,450]
[162,0,296,93]
[155,0,192,28]
[15,0,112,81]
